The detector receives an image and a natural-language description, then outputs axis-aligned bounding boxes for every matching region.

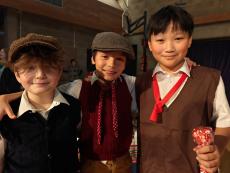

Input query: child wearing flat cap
[61,31,138,173]
[0,33,81,173]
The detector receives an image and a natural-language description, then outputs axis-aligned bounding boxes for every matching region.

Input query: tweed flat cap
[8,33,62,63]
[91,32,135,60]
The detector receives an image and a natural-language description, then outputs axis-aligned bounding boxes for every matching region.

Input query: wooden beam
[194,12,230,25]
[0,0,122,32]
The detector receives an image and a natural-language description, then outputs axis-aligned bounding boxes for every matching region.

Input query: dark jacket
[0,93,81,173]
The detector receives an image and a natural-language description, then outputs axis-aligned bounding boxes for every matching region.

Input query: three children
[0,27,225,173]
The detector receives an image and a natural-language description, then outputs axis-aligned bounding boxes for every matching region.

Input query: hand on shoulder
[0,94,16,120]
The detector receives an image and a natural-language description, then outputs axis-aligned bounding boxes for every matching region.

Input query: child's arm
[215,127,230,155]
[0,91,23,120]
[58,80,82,99]
[194,76,230,172]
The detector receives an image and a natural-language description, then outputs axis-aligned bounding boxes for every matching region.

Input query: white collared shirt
[153,61,190,106]
[153,61,230,127]
[18,90,69,119]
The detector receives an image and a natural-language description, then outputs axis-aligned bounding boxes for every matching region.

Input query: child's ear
[91,56,95,65]
[148,40,152,52]
[188,37,192,48]
[14,72,22,84]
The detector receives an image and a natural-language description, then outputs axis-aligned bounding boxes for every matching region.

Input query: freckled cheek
[20,75,34,83]
[19,78,32,87]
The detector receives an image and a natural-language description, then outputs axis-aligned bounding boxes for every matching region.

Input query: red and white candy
[192,127,214,173]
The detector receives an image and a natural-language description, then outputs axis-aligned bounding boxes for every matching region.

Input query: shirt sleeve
[212,76,230,127]
[122,74,138,113]
[58,79,82,99]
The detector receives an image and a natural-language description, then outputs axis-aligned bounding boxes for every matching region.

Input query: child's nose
[165,41,175,52]
[35,68,46,78]
[108,58,116,67]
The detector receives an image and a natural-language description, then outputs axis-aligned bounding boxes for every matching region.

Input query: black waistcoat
[0,93,81,173]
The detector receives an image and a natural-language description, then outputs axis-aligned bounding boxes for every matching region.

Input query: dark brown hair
[11,44,64,72]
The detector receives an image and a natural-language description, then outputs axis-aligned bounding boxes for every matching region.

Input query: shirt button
[45,126,50,131]
[48,154,52,159]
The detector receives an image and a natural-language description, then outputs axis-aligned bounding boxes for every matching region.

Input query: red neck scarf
[149,72,188,122]
[97,81,118,144]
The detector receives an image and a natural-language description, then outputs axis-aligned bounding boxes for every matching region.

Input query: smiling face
[15,59,62,99]
[92,51,126,81]
[148,22,192,73]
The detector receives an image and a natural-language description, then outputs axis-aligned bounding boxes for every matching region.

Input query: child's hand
[194,145,220,173]
[0,95,16,120]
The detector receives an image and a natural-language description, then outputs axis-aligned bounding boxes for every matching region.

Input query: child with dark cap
[136,5,230,173]
[0,33,81,173]
[60,31,137,173]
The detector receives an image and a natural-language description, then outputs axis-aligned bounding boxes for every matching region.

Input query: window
[39,0,62,7]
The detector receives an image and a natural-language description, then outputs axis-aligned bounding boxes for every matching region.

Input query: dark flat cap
[91,32,135,60]
[8,33,62,62]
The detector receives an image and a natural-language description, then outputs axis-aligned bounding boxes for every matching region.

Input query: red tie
[149,72,188,122]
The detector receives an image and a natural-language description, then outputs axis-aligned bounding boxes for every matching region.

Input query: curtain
[187,38,230,103]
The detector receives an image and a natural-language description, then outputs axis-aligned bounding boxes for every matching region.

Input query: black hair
[147,5,194,40]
